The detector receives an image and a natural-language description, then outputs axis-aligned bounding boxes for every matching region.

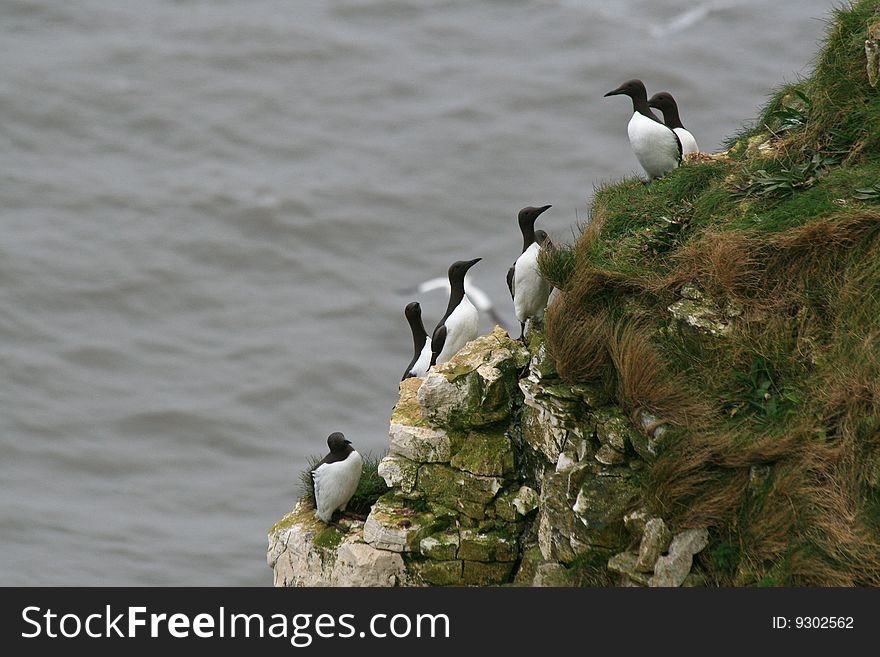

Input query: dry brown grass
[608,319,710,427]
[668,229,763,304]
[647,430,799,525]
[659,212,880,314]
[544,297,611,384]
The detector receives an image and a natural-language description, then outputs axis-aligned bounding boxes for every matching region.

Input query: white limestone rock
[388,423,451,463]
[512,486,540,516]
[362,495,438,552]
[332,542,407,587]
[377,454,419,494]
[267,501,409,587]
[636,518,673,572]
[649,528,709,587]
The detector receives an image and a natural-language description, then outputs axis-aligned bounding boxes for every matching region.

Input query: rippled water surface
[0,0,836,584]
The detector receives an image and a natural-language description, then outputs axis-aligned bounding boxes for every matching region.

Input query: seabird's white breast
[674,127,699,155]
[435,296,478,364]
[409,337,432,378]
[513,242,552,323]
[313,450,363,523]
[627,112,680,179]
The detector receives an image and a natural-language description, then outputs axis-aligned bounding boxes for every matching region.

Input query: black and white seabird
[430,258,482,366]
[604,79,682,180]
[506,204,552,340]
[311,432,363,524]
[648,91,699,155]
[402,301,432,381]
[412,274,505,327]
[511,229,554,341]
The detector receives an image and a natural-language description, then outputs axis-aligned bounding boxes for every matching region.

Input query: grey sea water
[0,0,836,585]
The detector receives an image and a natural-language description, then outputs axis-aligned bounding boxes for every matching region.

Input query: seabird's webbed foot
[327,519,350,533]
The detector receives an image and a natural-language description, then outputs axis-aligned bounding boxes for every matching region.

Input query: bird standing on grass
[402,301,432,381]
[431,258,482,366]
[311,432,363,524]
[507,204,552,340]
[648,91,699,155]
[604,79,682,180]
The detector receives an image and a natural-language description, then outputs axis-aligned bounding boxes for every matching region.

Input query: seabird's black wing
[673,130,683,161]
[430,325,447,367]
[506,263,515,300]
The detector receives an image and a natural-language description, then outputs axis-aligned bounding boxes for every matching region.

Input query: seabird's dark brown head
[404,301,422,324]
[605,79,657,120]
[648,91,685,130]
[443,258,481,311]
[327,432,352,454]
[517,204,552,233]
[517,205,552,251]
[447,258,482,286]
[604,79,647,100]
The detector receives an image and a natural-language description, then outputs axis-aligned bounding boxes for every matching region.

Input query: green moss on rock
[494,485,540,522]
[417,463,503,519]
[572,472,640,550]
[458,529,519,562]
[595,409,639,453]
[420,328,530,430]
[313,526,344,552]
[513,546,544,585]
[269,500,324,537]
[363,493,445,552]
[571,382,612,408]
[419,531,460,560]
[461,560,515,585]
[450,430,515,477]
[415,560,463,586]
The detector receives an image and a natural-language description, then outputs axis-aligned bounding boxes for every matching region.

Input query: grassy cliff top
[541,0,880,585]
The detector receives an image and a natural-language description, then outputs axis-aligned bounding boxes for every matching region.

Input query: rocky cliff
[268,327,707,586]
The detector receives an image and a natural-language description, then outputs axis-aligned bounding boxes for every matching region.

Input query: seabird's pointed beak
[604,87,624,98]
[466,257,482,269]
[538,204,552,215]
[345,440,352,445]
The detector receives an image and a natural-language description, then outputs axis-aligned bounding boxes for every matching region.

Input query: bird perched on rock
[402,301,432,381]
[604,79,682,180]
[648,91,699,155]
[311,432,363,524]
[506,205,553,340]
[430,258,482,366]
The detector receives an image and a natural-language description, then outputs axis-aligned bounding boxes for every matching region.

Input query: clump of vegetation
[298,451,389,518]
[541,0,880,585]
